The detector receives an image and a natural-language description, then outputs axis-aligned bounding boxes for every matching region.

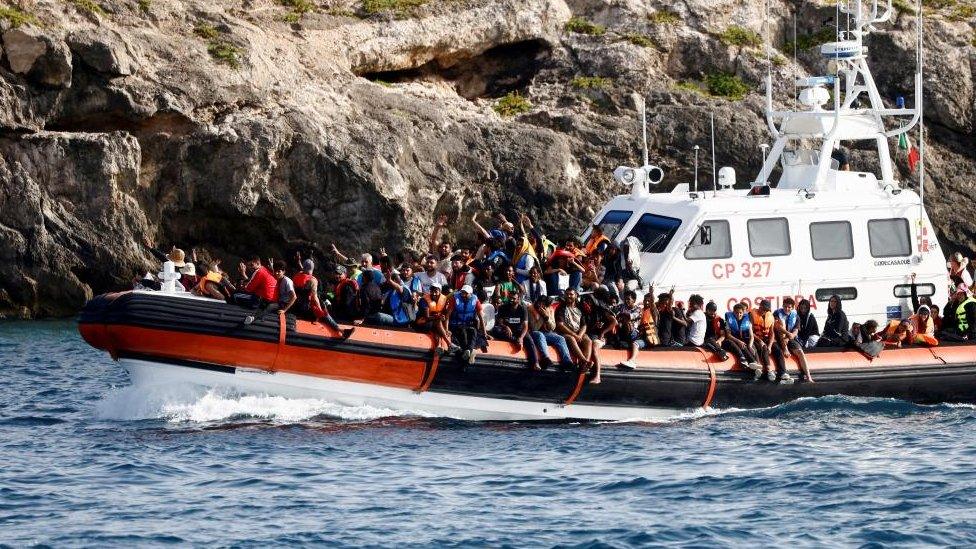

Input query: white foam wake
[95,384,411,423]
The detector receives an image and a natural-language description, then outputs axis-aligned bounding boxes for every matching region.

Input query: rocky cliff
[0,0,973,318]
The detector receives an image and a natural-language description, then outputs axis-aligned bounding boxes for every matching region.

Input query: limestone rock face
[67,30,138,77]
[2,27,47,74]
[3,27,72,88]
[0,0,973,317]
[0,132,152,317]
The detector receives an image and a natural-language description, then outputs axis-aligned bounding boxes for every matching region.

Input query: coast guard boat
[79,0,976,421]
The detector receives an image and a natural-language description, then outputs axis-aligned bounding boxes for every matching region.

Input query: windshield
[626,213,682,253]
[593,210,633,240]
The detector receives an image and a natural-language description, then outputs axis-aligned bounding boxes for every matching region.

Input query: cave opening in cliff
[359,39,551,100]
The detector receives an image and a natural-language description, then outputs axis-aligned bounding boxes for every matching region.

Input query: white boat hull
[121,358,687,422]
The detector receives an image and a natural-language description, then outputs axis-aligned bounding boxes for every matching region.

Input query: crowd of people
[135,214,976,386]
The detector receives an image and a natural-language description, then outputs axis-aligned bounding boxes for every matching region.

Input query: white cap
[461,284,473,294]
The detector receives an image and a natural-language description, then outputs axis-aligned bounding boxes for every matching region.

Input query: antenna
[630,92,650,167]
[693,145,700,193]
[710,112,717,196]
[917,0,925,222]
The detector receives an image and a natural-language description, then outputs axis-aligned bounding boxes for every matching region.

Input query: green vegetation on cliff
[494,92,532,117]
[194,24,242,69]
[720,25,762,48]
[565,17,606,36]
[0,7,39,27]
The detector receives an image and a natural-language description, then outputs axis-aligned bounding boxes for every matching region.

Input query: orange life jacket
[584,234,610,256]
[424,295,447,317]
[750,310,773,339]
[195,271,223,293]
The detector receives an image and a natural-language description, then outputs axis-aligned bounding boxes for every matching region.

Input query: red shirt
[245,266,277,302]
[293,272,313,289]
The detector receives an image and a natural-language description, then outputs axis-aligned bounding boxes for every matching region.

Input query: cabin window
[868,218,912,258]
[685,220,732,260]
[626,213,682,253]
[595,210,633,240]
[815,287,858,301]
[893,283,936,298]
[810,221,854,260]
[747,218,791,257]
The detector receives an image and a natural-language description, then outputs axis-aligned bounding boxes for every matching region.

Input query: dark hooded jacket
[817,295,850,347]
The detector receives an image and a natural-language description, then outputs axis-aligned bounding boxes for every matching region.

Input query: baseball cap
[461,284,473,294]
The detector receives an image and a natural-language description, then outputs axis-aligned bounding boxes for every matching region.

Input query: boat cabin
[586,0,945,325]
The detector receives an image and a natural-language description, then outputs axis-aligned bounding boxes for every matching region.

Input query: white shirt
[687,309,706,346]
[521,279,547,303]
[416,270,448,293]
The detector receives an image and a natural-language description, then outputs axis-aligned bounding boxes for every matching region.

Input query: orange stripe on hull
[103,325,427,389]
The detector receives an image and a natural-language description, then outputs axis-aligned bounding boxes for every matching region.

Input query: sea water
[2,321,975,547]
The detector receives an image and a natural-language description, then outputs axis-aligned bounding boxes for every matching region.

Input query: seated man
[882,319,914,348]
[273,261,296,312]
[703,301,729,360]
[331,265,360,322]
[521,266,548,305]
[555,288,595,378]
[850,319,883,357]
[448,254,474,291]
[723,303,763,379]
[528,295,576,372]
[192,262,232,301]
[292,258,351,337]
[416,254,449,293]
[750,300,776,381]
[640,292,660,347]
[683,294,707,350]
[234,256,277,310]
[495,266,520,304]
[443,285,488,364]
[490,286,540,370]
[772,297,811,383]
[614,290,644,371]
[415,283,451,351]
[358,269,391,326]
[376,268,412,328]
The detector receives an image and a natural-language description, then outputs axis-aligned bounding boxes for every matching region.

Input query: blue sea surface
[2,321,976,547]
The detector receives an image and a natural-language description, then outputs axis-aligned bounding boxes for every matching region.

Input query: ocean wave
[94,385,416,424]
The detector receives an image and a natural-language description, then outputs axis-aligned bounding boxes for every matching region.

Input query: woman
[909,305,939,346]
[817,295,850,347]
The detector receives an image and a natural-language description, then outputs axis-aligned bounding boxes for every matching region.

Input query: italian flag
[899,133,921,172]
